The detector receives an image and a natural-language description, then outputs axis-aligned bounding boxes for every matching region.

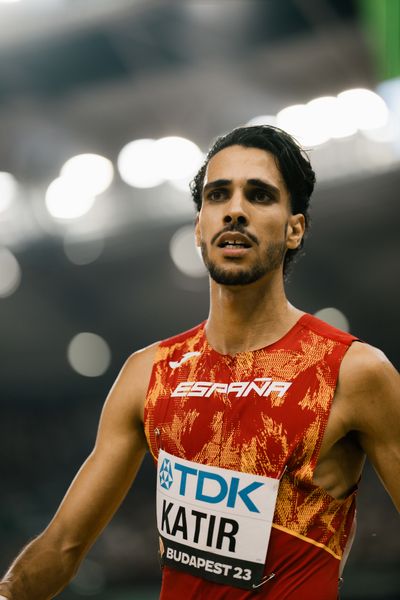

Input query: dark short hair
[190,125,316,274]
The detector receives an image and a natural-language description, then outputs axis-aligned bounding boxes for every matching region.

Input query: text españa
[171,378,292,398]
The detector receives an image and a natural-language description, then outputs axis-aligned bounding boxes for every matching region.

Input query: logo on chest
[159,457,174,490]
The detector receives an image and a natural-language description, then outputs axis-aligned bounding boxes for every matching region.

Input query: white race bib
[156,449,279,589]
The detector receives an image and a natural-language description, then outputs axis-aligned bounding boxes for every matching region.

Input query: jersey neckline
[201,312,311,360]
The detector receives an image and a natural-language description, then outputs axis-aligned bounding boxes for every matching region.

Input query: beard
[200,239,287,286]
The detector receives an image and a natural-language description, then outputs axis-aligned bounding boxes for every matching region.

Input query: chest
[145,347,342,481]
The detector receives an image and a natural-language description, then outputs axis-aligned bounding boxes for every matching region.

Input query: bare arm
[342,342,400,510]
[0,344,157,600]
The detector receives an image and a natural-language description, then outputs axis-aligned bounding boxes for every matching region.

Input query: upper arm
[45,342,158,557]
[341,342,400,510]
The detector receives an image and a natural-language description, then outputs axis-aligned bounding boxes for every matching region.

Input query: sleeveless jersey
[144,313,358,599]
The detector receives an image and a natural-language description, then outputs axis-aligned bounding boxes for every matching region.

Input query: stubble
[200,239,287,285]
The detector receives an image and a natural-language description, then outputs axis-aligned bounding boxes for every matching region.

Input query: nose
[223,190,249,227]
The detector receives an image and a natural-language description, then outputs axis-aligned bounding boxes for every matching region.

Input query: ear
[194,214,201,247]
[286,213,305,250]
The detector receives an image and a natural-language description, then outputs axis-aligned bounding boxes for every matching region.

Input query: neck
[205,272,303,355]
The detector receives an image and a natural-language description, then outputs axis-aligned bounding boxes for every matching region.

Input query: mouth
[218,240,251,249]
[216,233,252,249]
[215,232,253,258]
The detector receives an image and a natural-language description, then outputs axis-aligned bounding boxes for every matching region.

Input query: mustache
[211,223,259,246]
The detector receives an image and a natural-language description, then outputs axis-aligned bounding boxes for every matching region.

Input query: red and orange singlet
[144,313,358,599]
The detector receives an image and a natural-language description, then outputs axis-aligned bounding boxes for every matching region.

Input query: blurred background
[0,0,399,598]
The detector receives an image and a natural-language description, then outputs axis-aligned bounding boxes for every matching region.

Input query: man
[1,125,399,599]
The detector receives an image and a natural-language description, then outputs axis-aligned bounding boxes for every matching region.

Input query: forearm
[0,354,150,600]
[0,531,83,600]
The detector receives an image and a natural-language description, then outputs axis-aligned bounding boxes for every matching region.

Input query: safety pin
[154,427,163,452]
[252,572,276,589]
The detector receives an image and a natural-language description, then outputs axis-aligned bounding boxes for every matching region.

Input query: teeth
[219,238,249,248]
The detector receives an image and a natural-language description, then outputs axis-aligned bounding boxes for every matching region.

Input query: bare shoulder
[338,340,399,432]
[107,341,159,422]
[340,340,395,376]
[339,341,398,394]
[124,341,160,389]
[335,342,400,510]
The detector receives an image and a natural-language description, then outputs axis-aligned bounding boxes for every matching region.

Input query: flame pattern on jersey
[144,313,358,589]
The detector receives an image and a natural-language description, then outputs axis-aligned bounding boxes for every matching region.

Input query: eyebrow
[203,179,231,195]
[203,178,280,197]
[247,179,280,197]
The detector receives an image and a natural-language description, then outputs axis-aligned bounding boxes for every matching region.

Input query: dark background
[0,1,399,598]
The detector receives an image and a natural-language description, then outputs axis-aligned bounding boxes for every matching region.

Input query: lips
[216,232,252,248]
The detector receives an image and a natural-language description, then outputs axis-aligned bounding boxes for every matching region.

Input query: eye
[250,188,274,203]
[207,189,228,202]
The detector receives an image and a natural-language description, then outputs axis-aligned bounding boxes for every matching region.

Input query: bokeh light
[321,95,358,140]
[45,177,96,220]
[276,103,331,146]
[314,307,350,332]
[63,233,105,265]
[337,88,389,131]
[60,153,114,196]
[118,138,165,189]
[361,114,399,143]
[276,104,308,144]
[261,88,389,147]
[277,99,353,146]
[0,172,18,214]
[154,136,204,181]
[0,247,21,298]
[168,176,195,193]
[67,332,111,377]
[306,96,353,143]
[169,225,207,278]
[246,115,277,127]
[118,136,203,189]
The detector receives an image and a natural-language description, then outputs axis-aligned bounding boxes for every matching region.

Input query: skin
[0,145,399,599]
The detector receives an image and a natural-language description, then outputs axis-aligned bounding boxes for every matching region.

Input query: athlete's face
[195,145,305,286]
